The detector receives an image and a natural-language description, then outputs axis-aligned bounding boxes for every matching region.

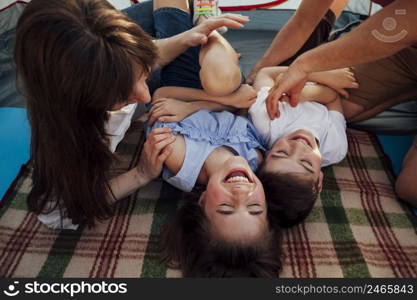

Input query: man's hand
[148,98,195,125]
[136,128,175,185]
[184,13,249,47]
[265,63,308,119]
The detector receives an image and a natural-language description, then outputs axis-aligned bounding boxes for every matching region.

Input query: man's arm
[265,0,417,119]
[296,0,417,73]
[247,0,334,82]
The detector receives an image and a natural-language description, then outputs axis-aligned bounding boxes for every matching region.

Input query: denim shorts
[154,7,202,89]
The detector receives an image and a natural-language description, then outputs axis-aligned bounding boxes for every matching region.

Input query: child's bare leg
[153,0,189,12]
[198,26,241,96]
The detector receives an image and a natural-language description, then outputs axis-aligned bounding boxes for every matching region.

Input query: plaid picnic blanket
[1,120,416,278]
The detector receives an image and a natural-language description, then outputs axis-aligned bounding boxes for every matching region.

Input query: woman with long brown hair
[14,0,248,229]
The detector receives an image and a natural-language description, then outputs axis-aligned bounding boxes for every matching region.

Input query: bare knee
[395,146,417,207]
[200,64,242,96]
[342,99,366,122]
[395,175,417,207]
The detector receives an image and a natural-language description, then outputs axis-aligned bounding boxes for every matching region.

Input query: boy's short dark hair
[257,165,320,228]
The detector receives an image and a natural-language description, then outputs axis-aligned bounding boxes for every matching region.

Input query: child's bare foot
[314,68,359,98]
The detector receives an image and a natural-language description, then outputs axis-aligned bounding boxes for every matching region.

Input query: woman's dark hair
[14,0,157,227]
[160,188,282,277]
[256,167,320,228]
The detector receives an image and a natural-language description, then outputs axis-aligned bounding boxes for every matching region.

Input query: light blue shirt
[147,110,266,192]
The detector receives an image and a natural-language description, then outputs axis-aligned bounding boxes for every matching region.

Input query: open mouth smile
[224,169,253,184]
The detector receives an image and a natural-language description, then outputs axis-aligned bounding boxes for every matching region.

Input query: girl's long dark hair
[160,188,283,277]
[14,0,157,227]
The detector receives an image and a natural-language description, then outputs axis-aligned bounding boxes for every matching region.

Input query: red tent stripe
[219,0,289,11]
[0,1,29,13]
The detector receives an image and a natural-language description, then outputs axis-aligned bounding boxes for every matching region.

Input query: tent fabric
[0,1,26,108]
[219,0,381,15]
[0,120,416,278]
[0,108,30,200]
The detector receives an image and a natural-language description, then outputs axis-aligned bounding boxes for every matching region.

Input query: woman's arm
[247,0,334,83]
[108,128,175,201]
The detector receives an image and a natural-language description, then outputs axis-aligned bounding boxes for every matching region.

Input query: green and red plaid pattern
[0,121,416,278]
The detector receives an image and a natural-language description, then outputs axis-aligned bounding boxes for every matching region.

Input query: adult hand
[148,98,195,125]
[265,63,308,119]
[136,128,175,184]
[185,13,249,47]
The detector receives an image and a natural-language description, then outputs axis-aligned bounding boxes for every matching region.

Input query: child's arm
[253,67,288,91]
[254,66,358,98]
[299,83,343,113]
[148,97,235,125]
[299,83,337,104]
[154,84,257,108]
[254,66,343,112]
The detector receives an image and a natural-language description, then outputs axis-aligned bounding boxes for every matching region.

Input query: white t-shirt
[38,104,137,230]
[249,87,348,167]
[105,103,137,152]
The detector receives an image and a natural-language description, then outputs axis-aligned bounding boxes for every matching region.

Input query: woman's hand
[148,98,195,125]
[265,63,308,119]
[136,128,175,185]
[185,13,249,47]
